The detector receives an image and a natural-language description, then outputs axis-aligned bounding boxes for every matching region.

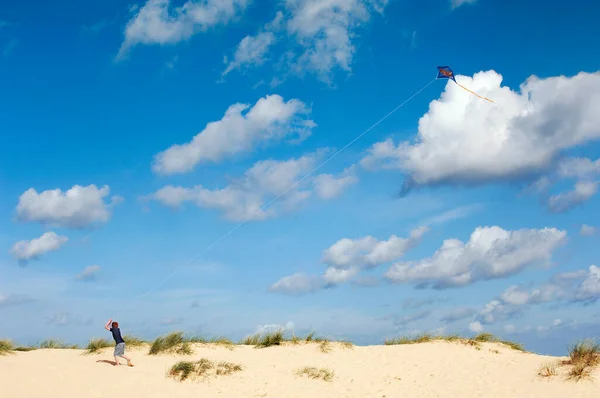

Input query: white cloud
[439,307,476,324]
[10,232,69,261]
[0,294,33,308]
[547,181,598,213]
[150,151,355,221]
[117,0,249,59]
[152,94,316,174]
[469,321,483,333]
[574,265,600,302]
[451,0,478,9]
[580,224,598,236]
[269,273,325,295]
[284,0,388,83]
[75,265,101,281]
[312,166,358,199]
[222,31,276,76]
[221,12,283,77]
[16,185,120,228]
[361,70,600,190]
[255,321,294,334]
[384,226,567,288]
[271,227,427,294]
[557,157,600,179]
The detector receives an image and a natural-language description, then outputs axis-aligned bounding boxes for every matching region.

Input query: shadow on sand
[96,359,118,366]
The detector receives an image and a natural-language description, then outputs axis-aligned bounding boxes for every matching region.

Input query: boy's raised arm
[104,318,112,331]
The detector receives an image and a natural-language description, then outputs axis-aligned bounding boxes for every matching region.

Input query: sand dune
[1,340,598,398]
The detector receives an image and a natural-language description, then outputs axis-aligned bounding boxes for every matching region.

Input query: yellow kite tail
[455,81,494,103]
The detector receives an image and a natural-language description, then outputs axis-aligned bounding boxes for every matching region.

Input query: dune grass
[384,332,525,352]
[240,330,342,349]
[85,338,113,354]
[38,339,78,349]
[296,366,334,382]
[0,339,15,355]
[149,331,194,355]
[564,340,600,382]
[168,358,242,382]
[538,362,558,378]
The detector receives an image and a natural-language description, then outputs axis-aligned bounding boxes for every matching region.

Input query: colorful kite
[436,66,494,103]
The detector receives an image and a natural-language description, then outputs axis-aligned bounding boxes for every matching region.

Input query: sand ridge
[1,341,598,398]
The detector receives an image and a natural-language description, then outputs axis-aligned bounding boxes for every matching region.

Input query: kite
[436,66,494,103]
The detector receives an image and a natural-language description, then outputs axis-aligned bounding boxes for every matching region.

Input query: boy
[104,318,134,367]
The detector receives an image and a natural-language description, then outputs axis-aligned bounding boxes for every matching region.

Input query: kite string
[455,81,494,103]
[114,77,437,318]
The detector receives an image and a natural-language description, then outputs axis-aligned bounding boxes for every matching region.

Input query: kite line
[115,77,439,318]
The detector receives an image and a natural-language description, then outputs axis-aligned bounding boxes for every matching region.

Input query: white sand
[1,341,598,397]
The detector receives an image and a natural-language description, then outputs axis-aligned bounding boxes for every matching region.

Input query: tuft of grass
[255,330,285,348]
[499,340,525,352]
[473,333,495,342]
[567,362,593,381]
[319,340,332,353]
[568,340,600,368]
[296,366,334,382]
[149,331,194,355]
[38,339,75,349]
[0,339,15,355]
[168,358,242,382]
[123,335,147,347]
[538,362,558,378]
[340,341,354,349]
[85,338,112,354]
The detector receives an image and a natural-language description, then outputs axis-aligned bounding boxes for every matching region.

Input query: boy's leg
[114,355,120,365]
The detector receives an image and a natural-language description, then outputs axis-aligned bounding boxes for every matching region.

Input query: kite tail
[455,81,494,103]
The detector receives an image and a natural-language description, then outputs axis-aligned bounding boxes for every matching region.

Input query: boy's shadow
[96,360,118,366]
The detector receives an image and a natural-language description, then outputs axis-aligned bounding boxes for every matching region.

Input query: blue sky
[1,0,599,355]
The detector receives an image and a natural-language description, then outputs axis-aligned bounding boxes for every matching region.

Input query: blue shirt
[109,327,125,345]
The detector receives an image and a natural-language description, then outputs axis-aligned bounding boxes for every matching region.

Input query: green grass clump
[296,366,334,382]
[13,346,36,352]
[149,331,193,355]
[38,339,77,349]
[564,340,600,382]
[0,339,15,355]
[123,335,147,347]
[168,358,242,382]
[85,338,112,354]
[384,332,525,353]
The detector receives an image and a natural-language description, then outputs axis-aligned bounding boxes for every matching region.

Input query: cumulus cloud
[221,12,283,77]
[255,321,294,334]
[149,151,355,221]
[10,232,69,261]
[469,321,483,333]
[361,70,600,192]
[16,185,121,228]
[269,273,325,295]
[547,181,598,213]
[152,94,316,174]
[75,265,101,281]
[117,0,249,59]
[474,265,600,326]
[384,226,567,289]
[580,224,598,236]
[271,227,428,295]
[284,0,387,83]
[312,166,358,199]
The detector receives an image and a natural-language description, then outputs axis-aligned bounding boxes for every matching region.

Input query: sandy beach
[1,339,598,398]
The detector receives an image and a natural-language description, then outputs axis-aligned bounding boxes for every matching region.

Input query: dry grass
[123,335,147,347]
[85,338,113,354]
[384,333,525,353]
[240,330,332,349]
[149,332,194,355]
[296,366,334,382]
[319,340,332,353]
[168,358,242,382]
[0,339,15,355]
[538,362,558,378]
[563,340,600,382]
[38,339,78,349]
